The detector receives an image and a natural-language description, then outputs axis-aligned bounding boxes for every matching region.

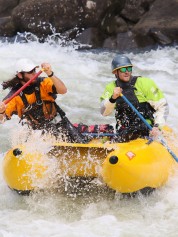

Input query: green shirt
[100,76,168,127]
[100,77,165,103]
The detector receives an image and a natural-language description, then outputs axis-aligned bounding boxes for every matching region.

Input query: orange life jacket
[5,77,60,129]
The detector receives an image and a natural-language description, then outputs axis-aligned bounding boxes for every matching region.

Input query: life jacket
[115,76,155,130]
[19,78,59,129]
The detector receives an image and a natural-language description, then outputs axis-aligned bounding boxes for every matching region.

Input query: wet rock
[116,31,138,51]
[75,27,103,48]
[120,0,155,23]
[101,15,128,35]
[0,0,18,15]
[0,0,177,50]
[133,0,178,47]
[103,31,138,52]
[149,29,173,45]
[0,16,16,36]
[103,36,117,50]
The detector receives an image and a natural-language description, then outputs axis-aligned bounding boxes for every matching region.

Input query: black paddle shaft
[56,104,87,143]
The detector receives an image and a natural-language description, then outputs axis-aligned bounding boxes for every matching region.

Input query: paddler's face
[115,67,132,82]
[18,68,36,84]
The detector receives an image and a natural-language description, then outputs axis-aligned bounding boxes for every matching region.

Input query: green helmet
[111,55,133,73]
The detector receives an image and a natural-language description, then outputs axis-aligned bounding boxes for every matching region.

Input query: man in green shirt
[100,54,169,142]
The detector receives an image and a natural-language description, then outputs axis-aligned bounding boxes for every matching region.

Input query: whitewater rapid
[0,41,178,237]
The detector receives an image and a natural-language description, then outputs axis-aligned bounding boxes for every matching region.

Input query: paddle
[120,93,178,162]
[82,132,117,137]
[4,70,43,105]
[55,105,87,143]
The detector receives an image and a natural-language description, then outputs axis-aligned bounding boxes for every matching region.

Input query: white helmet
[15,58,38,73]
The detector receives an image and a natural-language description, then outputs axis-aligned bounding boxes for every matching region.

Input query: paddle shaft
[121,94,178,161]
[82,132,117,137]
[4,70,43,104]
[121,94,152,130]
[55,105,87,143]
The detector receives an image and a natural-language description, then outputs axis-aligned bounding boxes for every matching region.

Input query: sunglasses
[25,68,36,74]
[119,66,132,73]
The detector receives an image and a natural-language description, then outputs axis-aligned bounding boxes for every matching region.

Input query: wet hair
[2,76,21,90]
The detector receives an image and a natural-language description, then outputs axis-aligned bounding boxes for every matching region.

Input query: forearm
[0,102,6,123]
[0,113,6,123]
[49,74,67,94]
[150,98,169,127]
[41,63,67,95]
[100,99,115,116]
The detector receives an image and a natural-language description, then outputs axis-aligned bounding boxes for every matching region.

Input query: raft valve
[109,156,118,164]
[13,148,22,157]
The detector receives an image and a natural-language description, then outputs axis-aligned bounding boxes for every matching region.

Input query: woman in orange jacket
[0,58,68,136]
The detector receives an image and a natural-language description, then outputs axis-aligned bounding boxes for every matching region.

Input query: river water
[0,40,178,237]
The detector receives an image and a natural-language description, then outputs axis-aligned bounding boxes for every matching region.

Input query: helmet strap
[115,69,119,79]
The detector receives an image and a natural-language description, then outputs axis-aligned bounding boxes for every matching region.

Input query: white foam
[0,42,178,237]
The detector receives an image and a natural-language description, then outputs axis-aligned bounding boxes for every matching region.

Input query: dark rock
[0,0,18,15]
[149,29,173,45]
[75,27,103,48]
[0,0,177,50]
[79,0,122,27]
[12,0,82,37]
[11,0,118,38]
[120,0,155,23]
[103,31,138,52]
[103,36,117,49]
[0,16,16,36]
[116,31,138,51]
[133,0,178,46]
[134,34,156,48]
[101,15,128,35]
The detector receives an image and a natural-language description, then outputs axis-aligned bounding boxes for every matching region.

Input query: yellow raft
[2,136,178,194]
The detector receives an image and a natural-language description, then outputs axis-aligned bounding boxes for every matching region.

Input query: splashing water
[0,39,178,237]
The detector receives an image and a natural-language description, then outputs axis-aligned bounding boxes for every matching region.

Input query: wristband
[48,71,54,77]
[109,96,117,103]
